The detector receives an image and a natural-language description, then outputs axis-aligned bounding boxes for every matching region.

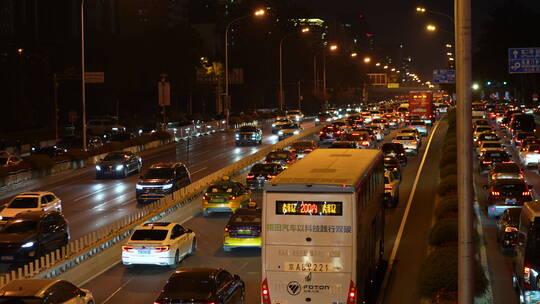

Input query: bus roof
[266,149,381,193]
[522,201,540,222]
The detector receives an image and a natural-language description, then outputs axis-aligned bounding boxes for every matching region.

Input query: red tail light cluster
[261,279,271,304]
[491,191,500,196]
[505,226,518,233]
[523,191,531,196]
[347,281,357,304]
[247,174,254,180]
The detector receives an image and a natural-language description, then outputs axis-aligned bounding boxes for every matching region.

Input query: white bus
[262,149,385,304]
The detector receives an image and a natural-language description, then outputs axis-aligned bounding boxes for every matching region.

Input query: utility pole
[297,80,302,110]
[81,0,87,151]
[456,0,473,302]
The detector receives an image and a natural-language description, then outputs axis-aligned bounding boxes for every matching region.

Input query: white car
[473,126,493,142]
[272,116,293,134]
[122,222,196,268]
[409,120,428,136]
[476,141,504,156]
[278,123,302,140]
[0,279,94,304]
[384,170,400,207]
[398,128,422,145]
[286,110,304,122]
[519,144,540,168]
[393,133,420,155]
[0,192,62,223]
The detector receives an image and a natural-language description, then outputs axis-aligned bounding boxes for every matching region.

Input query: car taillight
[122,245,134,252]
[203,194,209,200]
[362,141,369,146]
[505,227,518,233]
[482,161,492,164]
[523,191,531,196]
[247,174,254,179]
[262,278,271,304]
[491,191,500,196]
[319,131,323,134]
[519,173,524,179]
[224,226,230,232]
[267,175,275,179]
[154,245,170,253]
[229,196,236,200]
[385,185,393,190]
[305,149,313,152]
[347,281,357,304]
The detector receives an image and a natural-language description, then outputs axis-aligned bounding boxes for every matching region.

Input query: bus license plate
[284,262,330,272]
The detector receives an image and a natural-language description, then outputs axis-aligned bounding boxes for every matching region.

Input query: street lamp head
[363,57,371,63]
[301,27,310,33]
[329,44,338,51]
[383,65,388,69]
[426,24,437,32]
[254,9,266,16]
[391,68,396,71]
[17,48,23,55]
[446,52,453,56]
[351,52,358,58]
[472,83,480,90]
[445,44,452,48]
[416,6,426,13]
[375,62,381,66]
[449,57,455,61]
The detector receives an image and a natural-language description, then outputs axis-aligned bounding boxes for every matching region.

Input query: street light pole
[81,0,87,151]
[456,0,473,301]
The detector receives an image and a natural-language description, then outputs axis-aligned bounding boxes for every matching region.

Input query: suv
[286,109,304,122]
[488,162,523,183]
[136,162,191,204]
[246,163,284,189]
[0,192,62,223]
[0,279,94,304]
[235,126,263,146]
[0,211,69,263]
[96,151,142,179]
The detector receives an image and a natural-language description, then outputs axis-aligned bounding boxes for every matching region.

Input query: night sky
[302,0,540,81]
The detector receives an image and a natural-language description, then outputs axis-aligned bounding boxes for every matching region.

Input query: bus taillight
[347,280,357,303]
[261,278,271,304]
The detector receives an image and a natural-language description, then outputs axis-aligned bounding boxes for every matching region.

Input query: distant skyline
[300,0,540,80]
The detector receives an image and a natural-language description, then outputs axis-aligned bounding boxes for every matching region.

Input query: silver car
[392,133,420,155]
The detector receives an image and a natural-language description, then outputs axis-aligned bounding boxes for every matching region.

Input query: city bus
[261,149,385,304]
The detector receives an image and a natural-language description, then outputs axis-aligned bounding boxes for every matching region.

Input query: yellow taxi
[223,202,262,252]
[202,177,251,216]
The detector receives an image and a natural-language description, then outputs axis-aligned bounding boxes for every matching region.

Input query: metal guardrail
[0,123,323,287]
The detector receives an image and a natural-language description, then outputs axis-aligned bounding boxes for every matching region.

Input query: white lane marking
[382,121,441,290]
[73,183,122,202]
[191,167,208,175]
[101,276,136,304]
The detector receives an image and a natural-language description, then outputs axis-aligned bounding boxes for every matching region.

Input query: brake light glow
[347,281,357,304]
[224,226,229,232]
[362,141,369,146]
[491,191,500,196]
[247,174,254,179]
[203,194,209,200]
[154,245,170,253]
[505,227,518,233]
[267,175,275,179]
[385,185,393,190]
[523,191,531,196]
[122,245,134,252]
[482,161,492,164]
[524,266,531,283]
[261,279,271,304]
[519,173,524,179]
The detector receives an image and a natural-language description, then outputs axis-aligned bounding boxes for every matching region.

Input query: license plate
[505,198,517,204]
[284,262,331,272]
[1,256,13,261]
[257,176,266,181]
[237,230,251,235]
[137,249,151,254]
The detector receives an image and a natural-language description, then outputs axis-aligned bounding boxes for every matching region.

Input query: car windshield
[251,164,277,174]
[208,184,235,194]
[131,229,168,241]
[282,124,299,129]
[494,164,519,173]
[266,152,288,160]
[163,274,213,297]
[0,298,43,304]
[230,211,261,225]
[2,221,38,234]
[494,183,526,192]
[476,127,491,132]
[8,197,38,209]
[103,153,126,161]
[483,143,501,148]
[292,142,314,149]
[143,168,174,179]
[396,136,415,140]
[239,126,258,132]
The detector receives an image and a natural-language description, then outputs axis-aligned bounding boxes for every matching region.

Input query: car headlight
[162,183,173,190]
[293,130,300,135]
[251,134,257,138]
[115,164,124,171]
[136,184,143,190]
[315,118,320,122]
[272,123,276,127]
[278,131,284,135]
[96,165,101,171]
[235,134,240,139]
[21,241,34,248]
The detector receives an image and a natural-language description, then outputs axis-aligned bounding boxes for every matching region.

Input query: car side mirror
[482,185,489,190]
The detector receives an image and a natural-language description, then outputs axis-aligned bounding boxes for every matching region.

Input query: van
[513,201,540,303]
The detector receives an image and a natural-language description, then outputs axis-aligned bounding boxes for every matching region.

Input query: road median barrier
[0,124,323,287]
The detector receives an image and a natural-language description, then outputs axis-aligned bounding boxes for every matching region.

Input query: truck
[408,91,434,125]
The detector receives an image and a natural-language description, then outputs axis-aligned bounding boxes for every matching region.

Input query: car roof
[150,162,182,169]
[16,192,52,197]
[492,163,520,172]
[0,279,62,297]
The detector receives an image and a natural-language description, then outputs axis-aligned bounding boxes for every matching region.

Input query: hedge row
[418,109,488,301]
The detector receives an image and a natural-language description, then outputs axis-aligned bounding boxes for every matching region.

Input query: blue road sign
[508,48,540,74]
[433,69,456,84]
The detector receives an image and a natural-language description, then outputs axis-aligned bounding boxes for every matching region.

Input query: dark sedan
[264,150,297,168]
[478,151,511,175]
[0,211,69,263]
[235,126,263,146]
[246,163,284,189]
[96,151,142,179]
[155,268,245,304]
[484,179,532,218]
[381,142,408,166]
[496,207,522,250]
[384,156,402,181]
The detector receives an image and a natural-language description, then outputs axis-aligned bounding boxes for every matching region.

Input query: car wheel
[188,238,197,256]
[169,250,179,269]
